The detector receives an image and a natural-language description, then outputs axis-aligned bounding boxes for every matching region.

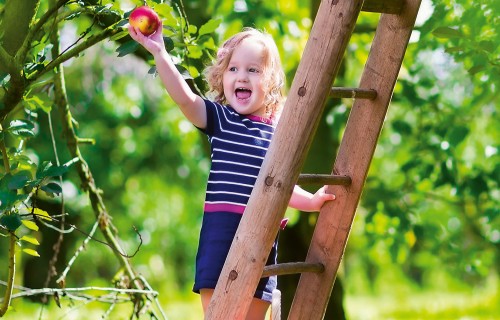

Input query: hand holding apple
[129,6,160,36]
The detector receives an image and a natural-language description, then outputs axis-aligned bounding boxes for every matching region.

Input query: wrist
[152,47,169,61]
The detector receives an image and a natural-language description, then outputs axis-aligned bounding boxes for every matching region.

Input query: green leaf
[6,119,36,138]
[0,73,10,86]
[477,40,496,53]
[35,161,52,179]
[0,213,22,231]
[22,219,39,231]
[36,159,76,179]
[20,235,40,245]
[9,154,36,173]
[7,119,35,131]
[432,26,463,39]
[108,29,129,42]
[401,158,420,171]
[392,120,412,135]
[198,19,221,36]
[467,175,488,197]
[153,3,175,21]
[187,24,197,35]
[116,19,129,28]
[445,46,464,54]
[65,11,83,21]
[188,65,200,78]
[33,208,52,221]
[41,182,62,195]
[202,37,217,51]
[148,66,157,75]
[447,125,469,147]
[116,40,139,57]
[0,192,29,211]
[163,36,174,52]
[44,165,70,178]
[9,128,35,138]
[95,4,113,15]
[27,70,54,91]
[187,45,203,59]
[0,191,19,211]
[22,248,40,257]
[23,92,52,113]
[468,64,485,75]
[7,170,32,190]
[175,64,193,80]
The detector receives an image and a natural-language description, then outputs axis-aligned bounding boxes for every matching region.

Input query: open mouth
[235,88,252,100]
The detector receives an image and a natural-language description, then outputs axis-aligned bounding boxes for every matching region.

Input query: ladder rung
[298,174,352,186]
[262,262,325,278]
[362,0,404,14]
[330,87,377,100]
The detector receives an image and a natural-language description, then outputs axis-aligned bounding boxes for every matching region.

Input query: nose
[237,70,249,82]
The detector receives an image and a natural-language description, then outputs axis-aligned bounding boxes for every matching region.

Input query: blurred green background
[0,0,498,319]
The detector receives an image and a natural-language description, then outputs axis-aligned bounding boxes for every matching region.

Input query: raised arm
[289,185,336,212]
[128,23,207,129]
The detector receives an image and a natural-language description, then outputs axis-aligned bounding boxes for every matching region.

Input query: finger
[128,25,139,40]
[156,20,163,32]
[151,21,164,40]
[321,186,336,200]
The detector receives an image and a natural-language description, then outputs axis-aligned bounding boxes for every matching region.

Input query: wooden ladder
[206,0,422,319]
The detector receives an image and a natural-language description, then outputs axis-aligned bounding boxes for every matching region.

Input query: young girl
[129,24,335,320]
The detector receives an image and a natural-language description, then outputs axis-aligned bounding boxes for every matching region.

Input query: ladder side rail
[205,0,365,318]
[289,1,422,319]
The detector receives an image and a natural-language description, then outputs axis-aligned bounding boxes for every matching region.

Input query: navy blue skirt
[193,212,277,302]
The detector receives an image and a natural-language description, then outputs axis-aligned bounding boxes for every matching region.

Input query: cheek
[256,79,267,94]
[221,76,229,90]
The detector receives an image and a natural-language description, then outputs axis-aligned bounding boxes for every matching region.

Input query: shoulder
[204,99,242,122]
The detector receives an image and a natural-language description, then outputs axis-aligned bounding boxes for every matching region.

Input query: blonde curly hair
[204,28,285,120]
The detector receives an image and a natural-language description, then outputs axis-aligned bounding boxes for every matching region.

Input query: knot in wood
[265,176,274,186]
[298,86,307,97]
[229,270,238,281]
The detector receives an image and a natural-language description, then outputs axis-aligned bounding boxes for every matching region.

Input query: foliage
[344,0,499,293]
[0,0,498,318]
[0,0,218,317]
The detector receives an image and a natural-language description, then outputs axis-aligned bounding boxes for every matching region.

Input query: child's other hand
[128,22,165,56]
[310,185,336,212]
[290,185,336,212]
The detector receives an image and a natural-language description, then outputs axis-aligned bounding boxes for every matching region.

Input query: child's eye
[249,68,260,73]
[228,66,237,72]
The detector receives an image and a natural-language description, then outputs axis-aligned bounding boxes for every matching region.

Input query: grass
[346,290,499,320]
[344,273,499,320]
[1,293,204,320]
[2,273,498,319]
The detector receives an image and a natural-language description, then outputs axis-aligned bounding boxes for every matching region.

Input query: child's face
[222,39,267,117]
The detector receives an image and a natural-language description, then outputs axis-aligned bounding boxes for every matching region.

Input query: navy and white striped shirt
[201,99,275,214]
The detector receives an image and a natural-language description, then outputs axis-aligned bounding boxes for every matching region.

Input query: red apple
[129,6,160,36]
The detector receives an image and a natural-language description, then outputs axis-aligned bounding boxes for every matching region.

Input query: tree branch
[56,221,97,285]
[27,25,123,81]
[10,286,159,300]
[0,234,16,317]
[50,22,161,318]
[0,281,159,302]
[0,131,15,317]
[0,45,14,73]
[16,0,70,65]
[0,0,39,56]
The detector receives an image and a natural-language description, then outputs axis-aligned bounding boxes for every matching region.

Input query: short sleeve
[197,99,217,136]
